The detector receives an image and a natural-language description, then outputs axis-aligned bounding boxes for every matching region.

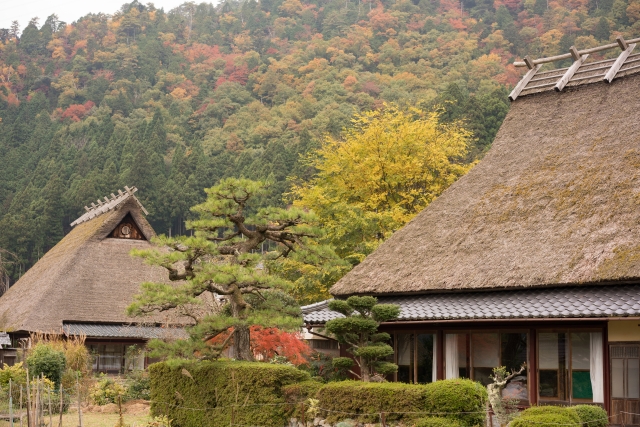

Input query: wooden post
[10,378,13,427]
[59,385,63,427]
[26,370,31,427]
[76,375,83,427]
[48,387,52,427]
[300,402,306,426]
[20,385,23,427]
[35,377,39,427]
[380,411,386,427]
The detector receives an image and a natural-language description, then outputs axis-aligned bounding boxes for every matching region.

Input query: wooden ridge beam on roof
[509,64,541,102]
[555,52,589,92]
[513,36,640,68]
[604,42,637,83]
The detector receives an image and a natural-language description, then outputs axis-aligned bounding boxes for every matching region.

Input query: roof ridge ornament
[70,186,148,226]
[510,35,640,101]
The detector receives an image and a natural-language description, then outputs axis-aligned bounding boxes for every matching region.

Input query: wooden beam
[617,35,629,51]
[508,64,542,101]
[513,37,640,67]
[604,43,636,83]
[555,54,588,92]
[523,55,535,70]
[570,46,580,61]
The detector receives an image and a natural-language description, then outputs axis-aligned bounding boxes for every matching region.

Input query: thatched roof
[0,188,178,333]
[331,68,640,296]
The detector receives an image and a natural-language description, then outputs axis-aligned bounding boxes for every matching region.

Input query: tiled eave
[302,284,640,326]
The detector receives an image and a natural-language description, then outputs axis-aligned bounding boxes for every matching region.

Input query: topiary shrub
[90,375,126,405]
[316,380,428,424]
[424,379,487,427]
[511,406,581,427]
[283,379,323,402]
[414,416,463,427]
[570,405,608,427]
[150,360,311,427]
[26,344,66,388]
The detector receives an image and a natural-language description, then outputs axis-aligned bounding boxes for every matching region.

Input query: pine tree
[127,178,342,360]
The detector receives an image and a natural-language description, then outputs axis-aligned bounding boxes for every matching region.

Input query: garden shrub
[125,370,151,401]
[424,379,487,427]
[570,405,608,427]
[150,360,310,427]
[316,380,428,424]
[511,406,581,427]
[26,344,66,388]
[90,375,126,405]
[414,416,463,427]
[283,379,323,402]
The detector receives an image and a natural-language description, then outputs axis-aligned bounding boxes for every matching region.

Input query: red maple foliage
[250,325,311,365]
[61,101,95,122]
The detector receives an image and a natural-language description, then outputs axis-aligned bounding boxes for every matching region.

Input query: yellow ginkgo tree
[292,104,475,265]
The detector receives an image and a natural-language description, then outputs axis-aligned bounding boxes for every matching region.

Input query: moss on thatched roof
[331,71,640,296]
[0,193,176,333]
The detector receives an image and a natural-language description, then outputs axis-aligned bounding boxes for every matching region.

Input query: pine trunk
[233,324,253,361]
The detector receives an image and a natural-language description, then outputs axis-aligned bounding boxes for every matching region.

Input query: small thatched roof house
[304,36,640,423]
[0,187,185,372]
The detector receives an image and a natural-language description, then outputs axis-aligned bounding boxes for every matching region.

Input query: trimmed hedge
[149,360,310,427]
[511,406,581,427]
[570,405,608,427]
[316,379,487,426]
[424,379,488,427]
[317,380,428,423]
[414,416,463,427]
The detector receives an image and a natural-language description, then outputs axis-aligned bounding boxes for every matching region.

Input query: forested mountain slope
[0,0,637,280]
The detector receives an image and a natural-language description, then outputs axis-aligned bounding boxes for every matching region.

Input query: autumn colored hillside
[0,0,637,280]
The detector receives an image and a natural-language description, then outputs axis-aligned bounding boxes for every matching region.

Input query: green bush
[125,370,151,401]
[149,360,310,427]
[424,379,487,427]
[26,344,66,388]
[415,416,463,427]
[90,375,126,405]
[511,406,581,427]
[316,380,428,423]
[283,379,323,402]
[570,405,608,427]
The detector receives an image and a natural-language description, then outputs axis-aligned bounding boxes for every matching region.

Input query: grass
[0,412,152,427]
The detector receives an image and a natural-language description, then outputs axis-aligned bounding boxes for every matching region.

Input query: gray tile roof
[302,285,640,325]
[63,323,188,340]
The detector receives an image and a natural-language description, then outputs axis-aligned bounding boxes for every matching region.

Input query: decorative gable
[109,213,145,240]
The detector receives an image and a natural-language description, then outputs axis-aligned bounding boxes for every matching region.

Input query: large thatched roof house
[0,187,185,373]
[303,36,640,423]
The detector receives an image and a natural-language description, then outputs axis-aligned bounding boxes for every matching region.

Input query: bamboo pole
[76,375,82,427]
[20,385,23,427]
[48,387,52,427]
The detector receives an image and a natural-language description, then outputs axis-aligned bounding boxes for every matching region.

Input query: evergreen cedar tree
[325,296,400,382]
[127,178,343,361]
[2,0,628,281]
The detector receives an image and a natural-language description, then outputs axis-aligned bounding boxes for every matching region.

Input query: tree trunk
[233,324,254,361]
[229,287,254,361]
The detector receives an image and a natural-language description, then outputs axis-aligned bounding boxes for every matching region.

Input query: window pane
[417,334,434,383]
[572,371,593,399]
[629,358,639,399]
[539,333,559,369]
[571,333,590,370]
[502,333,528,400]
[571,333,592,399]
[472,333,499,367]
[540,370,559,397]
[458,334,468,378]
[611,359,624,398]
[397,334,414,383]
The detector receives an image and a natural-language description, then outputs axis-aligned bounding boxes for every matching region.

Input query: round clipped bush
[424,379,488,427]
[511,406,581,427]
[570,405,608,427]
[415,416,463,427]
